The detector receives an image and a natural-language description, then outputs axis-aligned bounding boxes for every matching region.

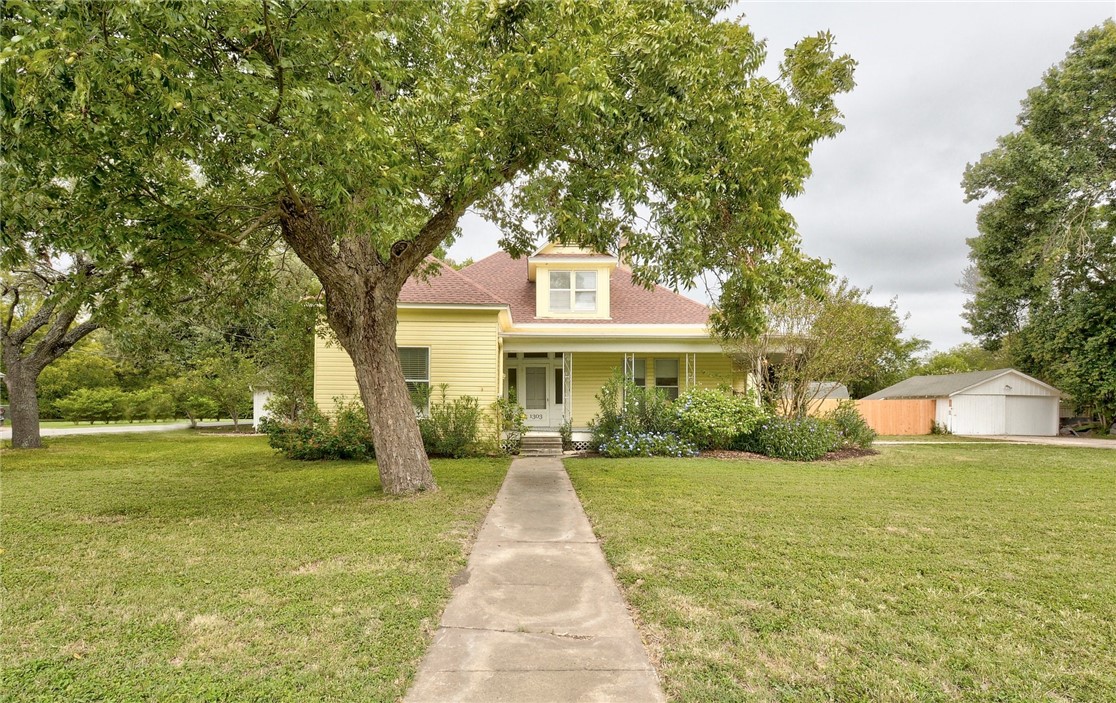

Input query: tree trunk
[4,363,43,449]
[338,299,437,494]
[278,198,460,494]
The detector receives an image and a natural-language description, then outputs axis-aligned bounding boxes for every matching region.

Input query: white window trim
[400,346,431,412]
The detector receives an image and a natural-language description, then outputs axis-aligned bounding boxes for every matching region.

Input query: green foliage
[262,401,375,461]
[558,419,574,452]
[598,430,698,459]
[732,279,927,414]
[589,370,678,449]
[1011,286,1116,427]
[914,342,1012,377]
[491,395,528,455]
[36,339,120,418]
[419,385,483,458]
[962,21,1115,421]
[198,349,257,427]
[824,400,876,449]
[4,1,854,341]
[674,387,765,450]
[743,416,839,461]
[930,420,952,436]
[54,387,127,424]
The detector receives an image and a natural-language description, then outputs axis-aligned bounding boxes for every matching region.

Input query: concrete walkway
[978,435,1116,449]
[0,421,235,440]
[406,456,664,703]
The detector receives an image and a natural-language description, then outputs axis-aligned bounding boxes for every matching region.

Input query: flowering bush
[825,400,876,449]
[262,400,376,460]
[742,416,839,461]
[674,387,765,449]
[598,429,699,458]
[589,370,678,448]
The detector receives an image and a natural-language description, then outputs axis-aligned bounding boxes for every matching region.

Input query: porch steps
[519,435,564,457]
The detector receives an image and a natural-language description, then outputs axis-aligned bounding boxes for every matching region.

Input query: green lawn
[567,445,1116,702]
[1,433,508,702]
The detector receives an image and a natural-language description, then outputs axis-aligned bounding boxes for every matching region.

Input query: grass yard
[1,433,509,702]
[567,444,1116,702]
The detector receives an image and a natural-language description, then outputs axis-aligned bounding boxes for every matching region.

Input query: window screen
[549,271,571,311]
[633,358,646,387]
[654,358,679,400]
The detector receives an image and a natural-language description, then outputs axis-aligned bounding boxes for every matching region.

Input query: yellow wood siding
[313,308,501,415]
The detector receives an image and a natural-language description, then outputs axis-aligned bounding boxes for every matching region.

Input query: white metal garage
[864,369,1062,436]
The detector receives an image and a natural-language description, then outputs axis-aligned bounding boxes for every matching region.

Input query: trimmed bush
[598,430,698,458]
[674,387,765,449]
[825,400,876,449]
[419,385,483,458]
[55,387,128,424]
[262,400,375,461]
[744,416,839,461]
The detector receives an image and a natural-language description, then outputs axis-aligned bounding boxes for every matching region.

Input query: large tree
[5,1,854,492]
[962,21,1114,420]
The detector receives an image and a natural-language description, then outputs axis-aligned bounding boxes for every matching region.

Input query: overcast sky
[446,1,1114,352]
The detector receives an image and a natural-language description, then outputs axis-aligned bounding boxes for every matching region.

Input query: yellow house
[314,244,748,447]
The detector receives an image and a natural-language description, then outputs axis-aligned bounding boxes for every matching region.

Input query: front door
[523,365,550,427]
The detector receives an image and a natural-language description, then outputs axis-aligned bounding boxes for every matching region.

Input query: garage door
[1005,396,1057,436]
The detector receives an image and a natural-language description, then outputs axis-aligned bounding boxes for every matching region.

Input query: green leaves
[962,20,1115,419]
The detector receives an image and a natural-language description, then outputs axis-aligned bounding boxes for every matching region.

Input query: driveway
[972,435,1116,450]
[1,421,237,440]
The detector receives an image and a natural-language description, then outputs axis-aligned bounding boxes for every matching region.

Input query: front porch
[502,350,742,437]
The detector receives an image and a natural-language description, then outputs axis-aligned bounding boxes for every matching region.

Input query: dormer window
[549,270,597,313]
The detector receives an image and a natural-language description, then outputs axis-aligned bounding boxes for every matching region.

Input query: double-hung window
[654,358,679,400]
[549,270,597,313]
[399,347,430,410]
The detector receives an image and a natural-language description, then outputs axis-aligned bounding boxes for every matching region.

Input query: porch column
[562,352,573,424]
[685,352,697,390]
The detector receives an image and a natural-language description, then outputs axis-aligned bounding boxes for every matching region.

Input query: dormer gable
[527,244,616,319]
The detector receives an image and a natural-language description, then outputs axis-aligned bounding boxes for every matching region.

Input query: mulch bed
[700,447,878,462]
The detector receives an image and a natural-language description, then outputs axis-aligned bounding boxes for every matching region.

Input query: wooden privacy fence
[809,398,936,435]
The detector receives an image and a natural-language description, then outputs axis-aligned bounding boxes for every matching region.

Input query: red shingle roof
[399,259,507,306]
[457,251,710,325]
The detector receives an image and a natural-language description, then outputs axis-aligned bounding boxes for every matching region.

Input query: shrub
[744,416,839,461]
[262,400,375,461]
[598,429,698,458]
[419,385,483,458]
[931,420,952,435]
[825,400,876,449]
[674,387,765,449]
[559,419,573,451]
[492,396,528,454]
[55,387,128,424]
[589,370,678,447]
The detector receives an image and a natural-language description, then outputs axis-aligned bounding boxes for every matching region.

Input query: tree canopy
[962,20,1115,423]
[732,280,925,416]
[4,1,854,490]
